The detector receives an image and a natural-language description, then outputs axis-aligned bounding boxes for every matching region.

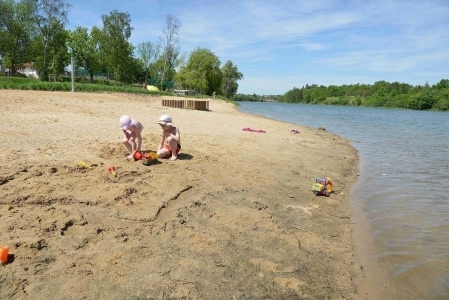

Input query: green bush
[0,77,224,100]
[0,79,165,95]
[353,96,362,106]
[406,91,436,110]
[434,98,449,111]
[433,89,449,110]
[323,96,348,105]
[385,94,405,108]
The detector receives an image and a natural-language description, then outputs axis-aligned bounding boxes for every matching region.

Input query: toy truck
[312,177,333,197]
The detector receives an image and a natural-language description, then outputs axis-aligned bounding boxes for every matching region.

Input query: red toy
[0,247,9,263]
[133,150,158,163]
[107,166,116,176]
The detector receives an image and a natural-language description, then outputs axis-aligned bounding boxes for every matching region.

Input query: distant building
[17,62,38,78]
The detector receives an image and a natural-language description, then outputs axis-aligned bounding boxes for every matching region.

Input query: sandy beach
[0,90,360,299]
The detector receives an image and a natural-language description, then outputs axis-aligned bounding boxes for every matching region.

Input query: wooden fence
[161,99,209,111]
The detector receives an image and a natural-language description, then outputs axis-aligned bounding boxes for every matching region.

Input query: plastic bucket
[133,151,143,160]
[0,247,9,263]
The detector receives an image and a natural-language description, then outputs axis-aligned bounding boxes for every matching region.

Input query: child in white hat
[120,115,144,159]
[157,114,181,161]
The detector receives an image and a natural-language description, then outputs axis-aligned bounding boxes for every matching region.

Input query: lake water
[237,102,449,299]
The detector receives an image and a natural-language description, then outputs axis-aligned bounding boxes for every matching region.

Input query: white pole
[71,57,75,92]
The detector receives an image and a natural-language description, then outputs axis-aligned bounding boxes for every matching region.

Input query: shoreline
[0,90,360,299]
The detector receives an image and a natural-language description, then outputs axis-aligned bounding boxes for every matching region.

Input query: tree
[0,0,35,75]
[221,60,243,98]
[31,18,70,80]
[136,41,160,83]
[159,14,181,88]
[175,47,222,94]
[408,90,436,110]
[282,87,303,103]
[435,79,449,90]
[68,26,102,83]
[433,88,449,111]
[99,10,134,84]
[31,0,71,80]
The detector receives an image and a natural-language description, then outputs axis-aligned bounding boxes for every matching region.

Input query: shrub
[434,98,449,111]
[407,91,436,110]
[433,89,449,111]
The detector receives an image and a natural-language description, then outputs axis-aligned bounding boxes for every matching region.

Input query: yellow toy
[312,177,333,197]
[142,152,158,166]
[77,161,92,169]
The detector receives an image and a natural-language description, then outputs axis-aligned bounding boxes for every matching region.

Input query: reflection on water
[237,102,449,299]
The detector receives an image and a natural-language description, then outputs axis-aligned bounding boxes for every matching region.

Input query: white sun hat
[120,115,132,130]
[158,115,173,126]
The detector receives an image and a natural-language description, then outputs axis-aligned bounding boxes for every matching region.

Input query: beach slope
[0,91,359,299]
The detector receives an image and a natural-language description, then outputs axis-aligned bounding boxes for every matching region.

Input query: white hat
[120,115,132,130]
[158,115,173,126]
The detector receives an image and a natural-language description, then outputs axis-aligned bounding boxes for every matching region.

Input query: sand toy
[0,247,9,263]
[77,161,92,169]
[107,166,116,176]
[133,150,158,163]
[312,177,333,197]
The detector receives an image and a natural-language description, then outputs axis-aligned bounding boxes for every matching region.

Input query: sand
[0,90,360,299]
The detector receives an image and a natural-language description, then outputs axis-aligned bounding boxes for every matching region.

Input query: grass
[0,76,235,103]
[0,76,34,83]
[0,76,166,95]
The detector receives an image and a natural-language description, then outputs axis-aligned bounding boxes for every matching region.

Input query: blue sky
[67,0,449,95]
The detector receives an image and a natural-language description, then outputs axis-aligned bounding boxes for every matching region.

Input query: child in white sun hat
[120,115,144,159]
[157,114,181,161]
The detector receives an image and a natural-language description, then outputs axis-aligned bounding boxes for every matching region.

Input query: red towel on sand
[242,127,266,133]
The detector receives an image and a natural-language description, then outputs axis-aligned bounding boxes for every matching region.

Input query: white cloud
[300,43,324,51]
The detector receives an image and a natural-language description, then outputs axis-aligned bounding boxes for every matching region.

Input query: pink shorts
[166,144,181,154]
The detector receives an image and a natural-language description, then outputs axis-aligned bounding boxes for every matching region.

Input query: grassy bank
[0,76,163,95]
[0,76,231,102]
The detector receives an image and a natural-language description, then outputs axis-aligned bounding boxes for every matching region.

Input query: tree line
[234,80,448,111]
[232,93,280,102]
[0,0,243,97]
